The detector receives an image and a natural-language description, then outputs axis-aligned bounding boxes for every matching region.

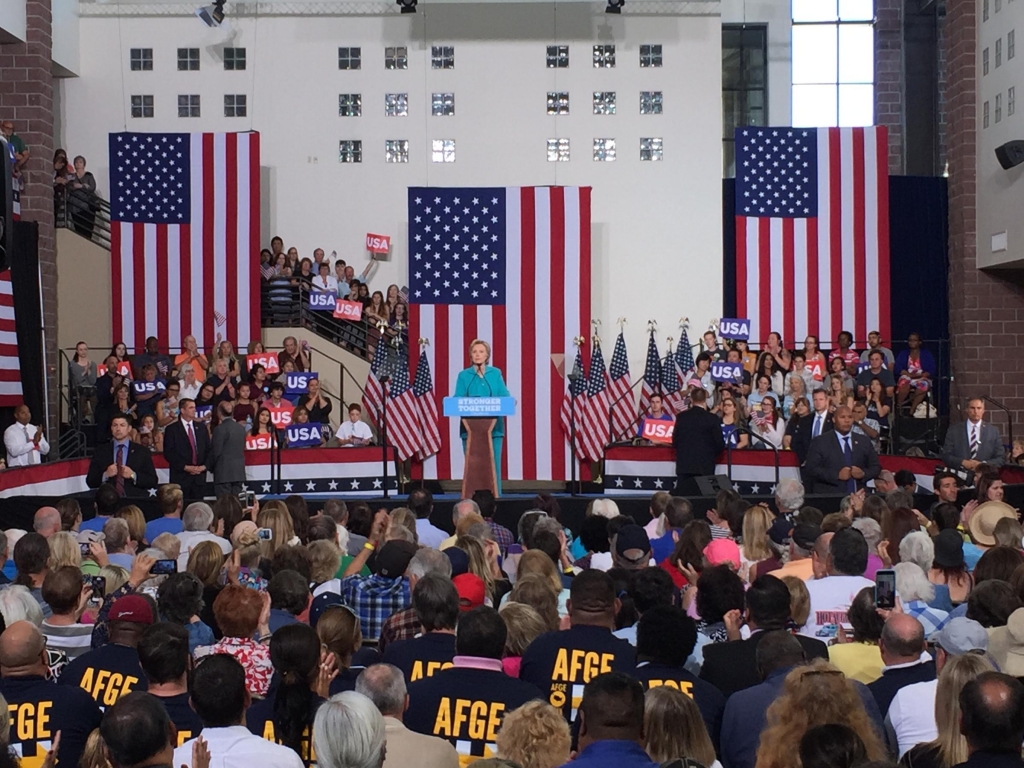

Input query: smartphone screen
[152,559,178,576]
[875,569,897,610]
[257,528,273,541]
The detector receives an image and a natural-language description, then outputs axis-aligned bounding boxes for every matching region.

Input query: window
[984,47,990,75]
[640,44,663,67]
[130,95,154,118]
[997,0,1002,12]
[177,48,199,71]
[640,137,663,161]
[593,92,616,115]
[1010,30,1016,59]
[338,47,361,70]
[985,0,990,20]
[984,100,990,128]
[593,44,615,68]
[997,92,1003,122]
[431,93,455,116]
[1011,86,1016,116]
[997,38,1003,67]
[431,139,455,163]
[224,48,246,70]
[385,140,409,163]
[339,94,362,117]
[339,141,362,163]
[224,94,247,117]
[640,91,663,115]
[177,94,200,118]
[547,138,570,162]
[130,48,152,71]
[385,47,408,70]
[547,92,570,115]
[431,46,455,69]
[547,46,569,68]
[723,25,768,176]
[791,1,874,128]
[593,138,616,161]
[385,93,409,116]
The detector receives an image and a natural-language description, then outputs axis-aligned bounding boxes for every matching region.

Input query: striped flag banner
[362,334,388,427]
[734,126,890,345]
[408,186,591,483]
[385,347,423,460]
[0,271,23,406]
[637,332,662,424]
[560,344,590,460]
[607,331,635,444]
[413,348,441,461]
[109,132,260,352]
[581,340,611,461]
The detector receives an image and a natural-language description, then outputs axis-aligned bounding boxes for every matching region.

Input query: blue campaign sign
[195,405,213,421]
[308,292,337,310]
[719,318,751,340]
[285,372,318,396]
[711,361,744,383]
[132,379,167,395]
[857,361,872,374]
[442,397,517,418]
[285,423,323,447]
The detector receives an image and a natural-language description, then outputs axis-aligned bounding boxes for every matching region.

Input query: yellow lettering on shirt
[176,730,193,747]
[261,719,316,762]
[551,649,614,683]
[262,721,276,741]
[432,698,506,742]
[10,701,52,742]
[646,679,694,698]
[78,668,140,705]
[410,660,454,682]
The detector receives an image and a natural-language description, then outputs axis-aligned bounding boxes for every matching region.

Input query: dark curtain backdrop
[0,221,45,434]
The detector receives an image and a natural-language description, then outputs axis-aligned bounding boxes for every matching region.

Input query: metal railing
[55,184,112,250]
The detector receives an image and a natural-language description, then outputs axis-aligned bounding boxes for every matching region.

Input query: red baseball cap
[453,573,486,612]
[109,595,155,624]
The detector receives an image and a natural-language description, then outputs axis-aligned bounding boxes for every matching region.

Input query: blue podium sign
[443,397,517,417]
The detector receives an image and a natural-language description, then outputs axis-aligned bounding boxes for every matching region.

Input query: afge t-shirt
[404,665,542,766]
[246,681,325,767]
[633,661,725,748]
[799,575,875,643]
[58,642,148,707]
[518,625,636,722]
[1,674,102,768]
[382,632,456,683]
[153,691,204,746]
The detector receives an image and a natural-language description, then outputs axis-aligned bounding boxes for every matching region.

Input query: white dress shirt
[4,422,50,466]
[887,678,938,757]
[337,419,373,446]
[175,531,232,571]
[311,274,339,293]
[174,726,303,768]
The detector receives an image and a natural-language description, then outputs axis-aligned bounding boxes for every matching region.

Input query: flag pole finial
[418,337,429,347]
[647,319,657,333]
[679,317,689,330]
[574,335,585,347]
[592,319,602,347]
[617,317,627,330]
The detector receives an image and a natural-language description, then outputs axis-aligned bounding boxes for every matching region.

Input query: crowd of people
[0,479,1019,768]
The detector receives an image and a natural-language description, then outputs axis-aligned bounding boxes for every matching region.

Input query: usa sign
[285,423,324,448]
[641,418,675,445]
[308,292,337,310]
[247,353,280,375]
[711,361,744,383]
[366,233,391,254]
[719,318,751,340]
[334,299,363,322]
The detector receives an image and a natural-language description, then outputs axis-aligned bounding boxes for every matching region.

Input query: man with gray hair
[768,478,805,546]
[440,499,481,550]
[378,547,453,653]
[312,691,385,768]
[356,664,459,768]
[174,502,231,571]
[32,507,61,539]
[324,499,368,556]
[102,517,136,569]
[209,401,247,497]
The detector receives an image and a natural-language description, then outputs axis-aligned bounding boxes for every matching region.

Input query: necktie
[115,444,125,497]
[813,414,822,439]
[187,422,198,464]
[970,424,979,459]
[842,435,856,493]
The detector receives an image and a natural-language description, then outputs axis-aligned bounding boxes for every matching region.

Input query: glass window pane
[745,89,766,126]
[839,0,874,20]
[839,24,874,83]
[838,84,874,126]
[723,44,742,88]
[792,24,838,84]
[723,91,740,138]
[743,40,766,87]
[793,0,838,21]
[793,84,838,126]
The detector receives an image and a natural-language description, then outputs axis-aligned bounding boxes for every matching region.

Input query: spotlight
[397,0,417,13]
[605,0,624,13]
[196,0,226,26]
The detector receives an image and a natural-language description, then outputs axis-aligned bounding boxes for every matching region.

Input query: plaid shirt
[905,600,950,636]
[377,606,421,654]
[487,519,516,556]
[339,574,410,641]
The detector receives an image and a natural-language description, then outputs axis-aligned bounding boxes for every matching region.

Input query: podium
[443,397,516,498]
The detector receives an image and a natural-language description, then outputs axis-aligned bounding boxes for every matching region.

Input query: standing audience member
[4,405,50,467]
[137,622,206,745]
[163,399,210,500]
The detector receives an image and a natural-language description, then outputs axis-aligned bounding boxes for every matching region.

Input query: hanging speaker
[995,139,1024,170]
[0,138,12,272]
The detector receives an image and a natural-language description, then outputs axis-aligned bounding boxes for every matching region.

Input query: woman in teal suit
[454,339,510,494]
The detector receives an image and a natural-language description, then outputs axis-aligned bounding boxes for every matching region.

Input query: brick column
[0,0,59,442]
[875,0,905,174]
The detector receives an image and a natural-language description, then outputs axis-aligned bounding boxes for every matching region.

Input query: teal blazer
[454,365,510,437]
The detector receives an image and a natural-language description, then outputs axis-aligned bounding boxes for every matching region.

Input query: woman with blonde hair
[495,700,571,768]
[308,540,342,589]
[47,531,81,569]
[754,660,886,768]
[114,504,147,550]
[456,535,498,602]
[499,602,548,676]
[388,507,418,544]
[512,549,569,617]
[740,505,779,583]
[257,502,297,560]
[316,604,364,695]
[780,575,810,631]
[643,686,721,768]
[506,574,560,632]
[186,540,226,587]
[900,653,995,768]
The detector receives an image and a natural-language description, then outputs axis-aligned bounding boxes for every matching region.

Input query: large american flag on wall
[0,271,23,406]
[735,126,890,345]
[109,132,260,352]
[407,187,591,483]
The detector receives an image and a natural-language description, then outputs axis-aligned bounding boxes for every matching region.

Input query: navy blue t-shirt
[1,674,102,768]
[633,661,725,749]
[58,642,148,708]
[152,691,204,747]
[382,632,456,683]
[246,676,325,767]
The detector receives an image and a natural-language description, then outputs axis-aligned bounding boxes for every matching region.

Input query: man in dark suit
[672,388,724,495]
[700,575,828,697]
[803,405,880,494]
[86,415,158,498]
[942,397,1006,471]
[209,402,247,497]
[790,389,833,465]
[162,399,209,499]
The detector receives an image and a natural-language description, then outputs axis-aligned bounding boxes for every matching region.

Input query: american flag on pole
[637,332,662,421]
[413,347,441,461]
[363,334,388,427]
[0,271,23,406]
[109,132,260,352]
[607,331,635,444]
[385,346,422,460]
[407,187,592,483]
[735,126,890,345]
[581,341,610,461]
[661,340,686,416]
[559,344,589,460]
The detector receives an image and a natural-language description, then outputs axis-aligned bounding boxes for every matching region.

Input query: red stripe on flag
[549,187,566,482]
[249,133,262,344]
[463,308,477,363]
[757,217,771,343]
[579,187,593,465]
[180,223,192,346]
[828,128,843,340]
[408,304,424,481]
[520,188,538,483]
[225,133,239,346]
[202,133,216,349]
[875,127,891,339]
[852,127,867,342]
[806,218,819,336]
[156,227,169,346]
[132,222,147,350]
[111,224,123,343]
[782,218,795,346]
[735,217,748,321]
[434,303,451,482]
[492,304,509,482]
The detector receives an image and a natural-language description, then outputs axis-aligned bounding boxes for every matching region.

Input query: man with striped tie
[942,397,1006,471]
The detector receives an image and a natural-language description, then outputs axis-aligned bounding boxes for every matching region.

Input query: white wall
[66,2,727,375]
[52,0,80,76]
[720,0,790,125]
[0,0,26,44]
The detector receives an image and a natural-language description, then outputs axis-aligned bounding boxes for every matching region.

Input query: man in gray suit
[209,402,247,497]
[942,397,1005,471]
